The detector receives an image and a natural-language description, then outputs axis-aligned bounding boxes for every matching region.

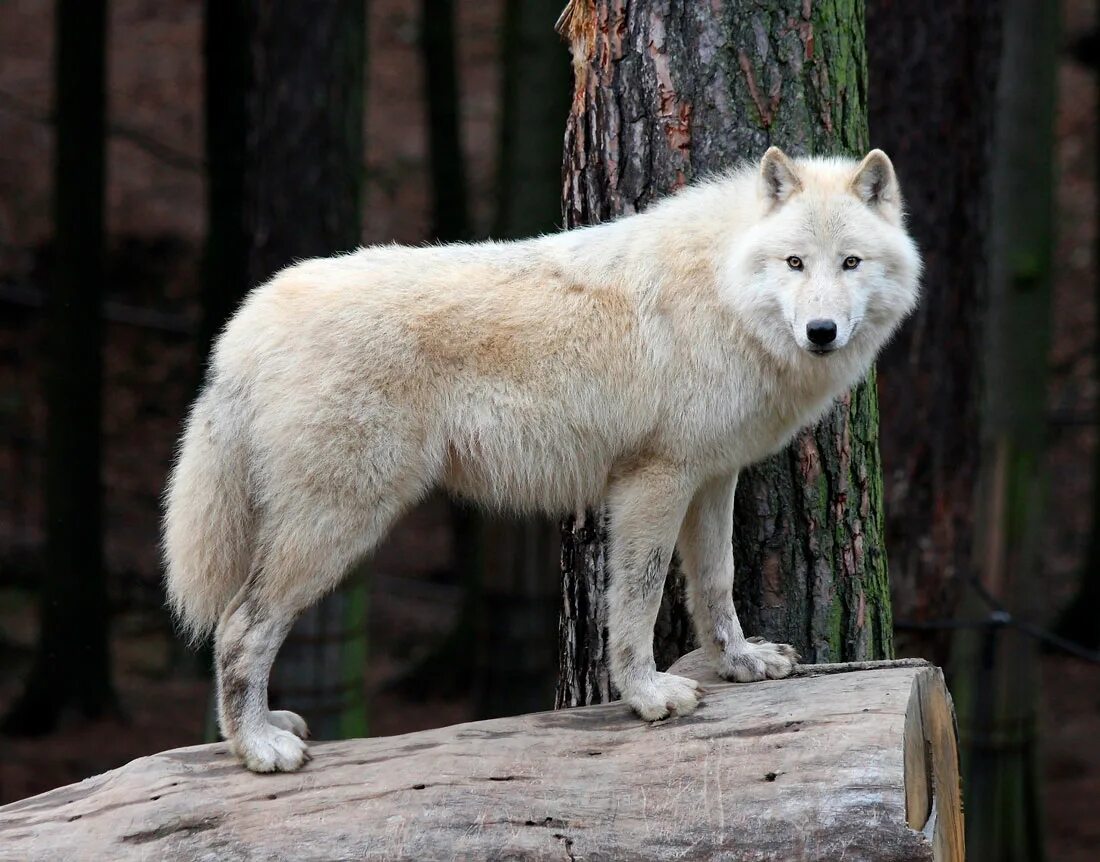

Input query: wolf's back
[162,381,255,640]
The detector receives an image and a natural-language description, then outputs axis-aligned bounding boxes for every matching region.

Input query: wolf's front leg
[678,472,798,682]
[606,464,701,720]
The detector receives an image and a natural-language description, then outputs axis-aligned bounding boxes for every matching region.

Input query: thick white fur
[163,149,920,772]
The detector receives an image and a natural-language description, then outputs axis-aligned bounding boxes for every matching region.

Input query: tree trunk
[2,0,113,734]
[555,0,890,710]
[1055,27,1100,649]
[494,0,573,240]
[950,0,1057,858]
[866,0,1002,664]
[199,0,250,368]
[245,0,369,741]
[472,0,574,719]
[421,0,470,242]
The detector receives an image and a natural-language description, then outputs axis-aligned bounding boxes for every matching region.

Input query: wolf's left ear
[759,147,803,210]
[850,149,901,222]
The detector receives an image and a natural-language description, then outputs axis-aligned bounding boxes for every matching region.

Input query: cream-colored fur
[163,148,920,772]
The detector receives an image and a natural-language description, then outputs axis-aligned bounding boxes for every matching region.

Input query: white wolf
[163,147,920,772]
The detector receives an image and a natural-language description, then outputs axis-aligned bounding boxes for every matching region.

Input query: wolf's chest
[685,366,845,468]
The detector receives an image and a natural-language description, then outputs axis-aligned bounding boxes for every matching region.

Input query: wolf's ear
[759,147,803,209]
[850,149,901,221]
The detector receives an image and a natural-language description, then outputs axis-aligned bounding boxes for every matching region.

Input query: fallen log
[0,655,962,861]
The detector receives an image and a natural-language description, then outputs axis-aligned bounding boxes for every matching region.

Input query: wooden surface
[0,658,962,861]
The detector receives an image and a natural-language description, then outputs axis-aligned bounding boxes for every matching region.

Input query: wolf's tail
[162,384,255,641]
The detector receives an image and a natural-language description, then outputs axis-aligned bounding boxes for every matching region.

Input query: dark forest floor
[0,1,1097,859]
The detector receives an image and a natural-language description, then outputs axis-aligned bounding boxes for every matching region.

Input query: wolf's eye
[786,256,804,271]
[842,256,862,270]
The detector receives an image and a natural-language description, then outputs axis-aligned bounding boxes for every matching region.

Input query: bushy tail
[162,388,255,642]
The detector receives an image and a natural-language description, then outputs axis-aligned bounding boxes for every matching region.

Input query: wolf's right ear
[759,147,803,210]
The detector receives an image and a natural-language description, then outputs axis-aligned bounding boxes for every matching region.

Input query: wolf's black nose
[806,319,838,346]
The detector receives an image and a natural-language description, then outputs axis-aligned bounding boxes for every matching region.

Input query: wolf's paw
[268,709,310,739]
[232,725,312,773]
[718,637,799,683]
[623,672,702,722]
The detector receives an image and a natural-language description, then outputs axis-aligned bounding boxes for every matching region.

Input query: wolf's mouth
[808,346,835,356]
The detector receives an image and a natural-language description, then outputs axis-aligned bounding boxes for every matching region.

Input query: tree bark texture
[2,0,114,733]
[245,0,369,740]
[866,0,1002,663]
[556,0,890,710]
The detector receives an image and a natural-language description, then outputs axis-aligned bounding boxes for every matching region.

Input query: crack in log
[554,831,579,861]
[122,815,222,845]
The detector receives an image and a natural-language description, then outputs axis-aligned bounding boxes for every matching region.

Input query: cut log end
[669,650,963,862]
[903,665,965,862]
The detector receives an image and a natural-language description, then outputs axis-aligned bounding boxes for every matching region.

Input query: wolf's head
[725,147,921,364]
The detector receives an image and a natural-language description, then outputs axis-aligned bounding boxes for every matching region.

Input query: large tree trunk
[950,0,1057,858]
[2,0,113,734]
[245,0,369,741]
[555,0,890,710]
[866,0,1002,664]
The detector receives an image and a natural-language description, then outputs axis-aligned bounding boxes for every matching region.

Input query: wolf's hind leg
[678,472,798,682]
[606,464,700,721]
[215,582,306,773]
[215,499,404,772]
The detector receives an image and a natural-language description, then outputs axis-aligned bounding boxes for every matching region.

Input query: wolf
[163,147,920,772]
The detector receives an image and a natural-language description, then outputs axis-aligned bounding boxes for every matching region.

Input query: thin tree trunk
[421,0,469,242]
[950,0,1057,858]
[196,0,252,742]
[390,0,483,702]
[494,0,572,240]
[867,0,1002,664]
[1056,28,1100,649]
[472,0,573,719]
[419,2,485,688]
[555,0,890,710]
[246,0,369,741]
[3,0,113,734]
[199,0,249,368]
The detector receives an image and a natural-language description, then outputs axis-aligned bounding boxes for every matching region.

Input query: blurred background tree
[1056,24,1100,653]
[199,0,248,369]
[867,0,1002,667]
[950,0,1058,857]
[241,0,369,741]
[398,0,568,719]
[474,0,570,719]
[2,0,114,735]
